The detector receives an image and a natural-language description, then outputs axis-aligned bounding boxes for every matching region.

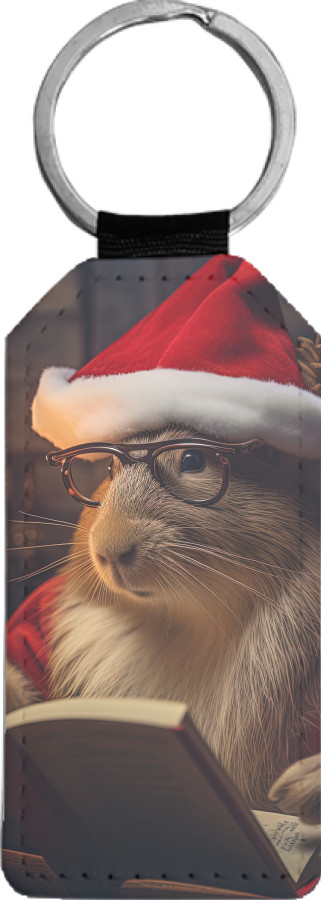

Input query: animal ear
[297,334,321,396]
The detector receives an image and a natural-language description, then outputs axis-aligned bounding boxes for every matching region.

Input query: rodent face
[67,426,318,630]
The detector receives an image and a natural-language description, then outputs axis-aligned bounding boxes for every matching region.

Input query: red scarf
[7,575,66,699]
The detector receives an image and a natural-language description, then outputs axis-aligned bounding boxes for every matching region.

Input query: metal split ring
[34,0,296,236]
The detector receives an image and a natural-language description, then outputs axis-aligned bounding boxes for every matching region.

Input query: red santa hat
[31,255,321,458]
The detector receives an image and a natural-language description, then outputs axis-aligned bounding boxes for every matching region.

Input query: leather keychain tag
[3,2,321,898]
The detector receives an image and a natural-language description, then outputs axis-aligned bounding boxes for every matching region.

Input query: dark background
[6,256,316,618]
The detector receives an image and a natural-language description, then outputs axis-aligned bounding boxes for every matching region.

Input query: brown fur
[9,427,321,821]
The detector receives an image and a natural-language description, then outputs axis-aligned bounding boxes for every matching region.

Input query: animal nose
[95,545,137,567]
[91,509,141,570]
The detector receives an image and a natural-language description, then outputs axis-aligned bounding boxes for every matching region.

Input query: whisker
[16,510,91,534]
[67,561,95,592]
[7,542,87,551]
[156,565,180,632]
[168,555,244,629]
[93,568,110,607]
[9,518,89,533]
[162,557,230,634]
[172,548,275,604]
[89,571,103,606]
[8,550,87,583]
[62,560,91,580]
[61,557,97,594]
[170,543,299,580]
[170,568,227,635]
[97,579,108,609]
[170,550,318,635]
[171,540,314,575]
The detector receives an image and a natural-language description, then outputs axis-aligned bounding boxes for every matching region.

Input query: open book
[3,698,321,898]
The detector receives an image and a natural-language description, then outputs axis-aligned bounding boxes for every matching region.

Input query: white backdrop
[1,1,321,897]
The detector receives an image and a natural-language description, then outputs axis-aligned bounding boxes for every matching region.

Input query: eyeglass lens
[68,446,224,504]
[154,446,224,502]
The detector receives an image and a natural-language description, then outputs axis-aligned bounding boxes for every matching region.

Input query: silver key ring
[34,0,296,236]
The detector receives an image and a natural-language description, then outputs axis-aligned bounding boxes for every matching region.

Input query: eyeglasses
[46,438,264,509]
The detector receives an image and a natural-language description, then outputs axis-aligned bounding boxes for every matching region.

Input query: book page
[6,697,187,731]
[253,810,321,882]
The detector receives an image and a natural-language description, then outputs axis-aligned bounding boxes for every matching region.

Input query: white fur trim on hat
[31,366,321,459]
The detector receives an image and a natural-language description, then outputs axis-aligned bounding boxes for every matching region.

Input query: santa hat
[31,255,321,459]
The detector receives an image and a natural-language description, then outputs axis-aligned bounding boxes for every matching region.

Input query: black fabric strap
[98,210,229,258]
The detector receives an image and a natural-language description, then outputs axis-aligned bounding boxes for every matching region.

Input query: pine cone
[297,334,321,395]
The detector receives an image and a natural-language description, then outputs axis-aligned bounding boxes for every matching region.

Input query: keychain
[3,2,321,897]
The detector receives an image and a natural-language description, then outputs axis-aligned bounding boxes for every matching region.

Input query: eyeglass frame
[46,437,265,509]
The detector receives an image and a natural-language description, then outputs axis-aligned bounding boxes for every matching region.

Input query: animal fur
[6,660,40,710]
[7,427,321,823]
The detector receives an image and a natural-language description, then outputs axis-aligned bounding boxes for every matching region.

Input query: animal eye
[180,450,205,473]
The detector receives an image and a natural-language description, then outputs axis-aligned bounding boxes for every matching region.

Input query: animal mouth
[92,550,153,598]
[110,562,152,598]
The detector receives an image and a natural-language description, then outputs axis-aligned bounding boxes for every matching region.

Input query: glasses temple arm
[46,452,66,467]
